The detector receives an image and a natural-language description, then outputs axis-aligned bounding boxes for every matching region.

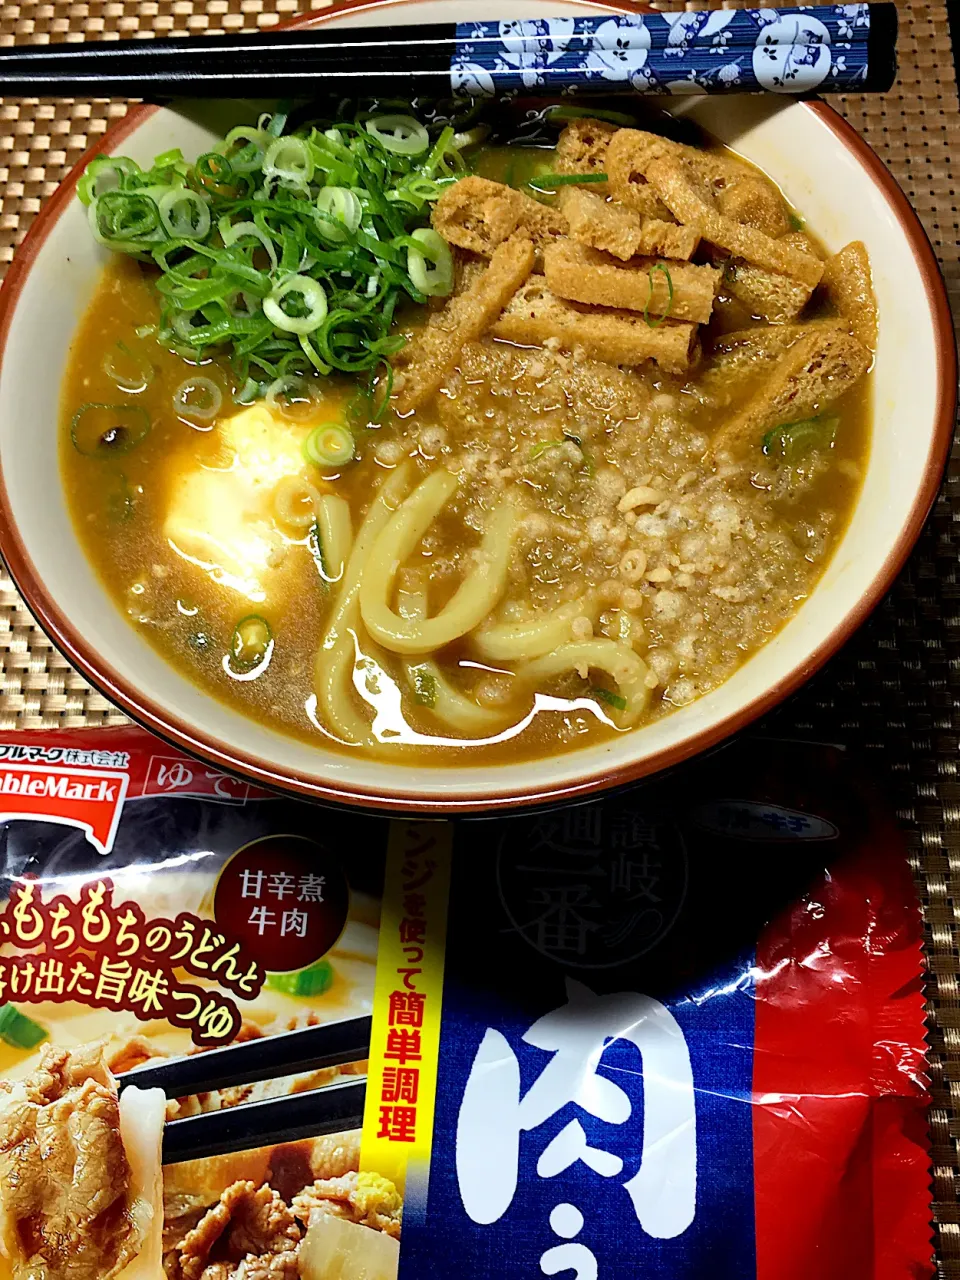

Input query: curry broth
[61,141,871,763]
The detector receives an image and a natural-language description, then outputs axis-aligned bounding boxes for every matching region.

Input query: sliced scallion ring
[77,156,141,206]
[264,275,328,336]
[303,422,355,468]
[407,228,454,297]
[102,340,154,394]
[315,186,362,243]
[70,403,151,457]
[173,377,222,422]
[219,217,279,272]
[221,124,267,174]
[228,614,273,672]
[643,262,674,329]
[88,191,162,250]
[265,374,321,420]
[158,188,211,240]
[153,147,184,168]
[263,136,315,187]
[234,377,262,405]
[365,114,429,157]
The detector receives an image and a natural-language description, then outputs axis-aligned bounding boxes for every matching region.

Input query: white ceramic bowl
[0,0,954,813]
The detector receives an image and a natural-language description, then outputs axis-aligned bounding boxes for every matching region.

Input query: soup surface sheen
[61,129,872,763]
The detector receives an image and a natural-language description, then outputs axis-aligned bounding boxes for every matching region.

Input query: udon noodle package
[0,727,930,1279]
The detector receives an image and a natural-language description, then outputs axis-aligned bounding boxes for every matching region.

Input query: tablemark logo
[0,763,129,855]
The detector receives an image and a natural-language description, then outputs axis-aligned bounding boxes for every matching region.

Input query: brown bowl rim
[0,0,954,813]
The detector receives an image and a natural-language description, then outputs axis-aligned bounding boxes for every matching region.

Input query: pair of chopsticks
[119,1014,370,1165]
[0,4,898,99]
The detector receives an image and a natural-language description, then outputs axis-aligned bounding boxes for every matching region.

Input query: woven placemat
[0,0,958,1267]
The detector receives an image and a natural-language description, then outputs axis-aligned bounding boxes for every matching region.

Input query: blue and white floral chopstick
[0,3,896,100]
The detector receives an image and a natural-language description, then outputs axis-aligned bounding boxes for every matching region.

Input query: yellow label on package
[360,821,453,1193]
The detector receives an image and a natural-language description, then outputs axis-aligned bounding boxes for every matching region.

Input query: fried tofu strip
[604,127,748,219]
[492,278,698,374]
[557,187,699,262]
[543,239,719,324]
[644,155,824,289]
[636,217,701,262]
[725,262,814,324]
[393,235,536,414]
[431,175,566,255]
[713,327,871,454]
[712,318,848,358]
[554,117,619,181]
[724,231,821,325]
[821,240,878,349]
[716,176,792,240]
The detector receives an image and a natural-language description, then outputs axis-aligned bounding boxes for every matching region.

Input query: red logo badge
[0,765,129,854]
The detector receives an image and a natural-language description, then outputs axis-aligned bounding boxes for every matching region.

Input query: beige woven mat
[0,0,958,1267]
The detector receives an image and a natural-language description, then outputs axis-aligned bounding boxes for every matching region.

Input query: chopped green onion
[88,191,162,251]
[230,614,273,669]
[173,377,222,423]
[102,340,154,394]
[406,228,454,297]
[0,1004,47,1049]
[263,110,289,138]
[530,439,566,460]
[78,106,456,390]
[530,432,584,463]
[158,188,210,240]
[304,422,355,468]
[315,186,362,242]
[77,156,142,206]
[762,414,839,463]
[264,135,314,188]
[411,665,438,707]
[234,377,262,405]
[591,686,627,712]
[265,959,334,996]
[265,373,320,420]
[107,473,136,523]
[307,520,327,584]
[365,114,429,156]
[643,263,674,329]
[153,147,184,168]
[451,124,491,150]
[70,403,151,457]
[219,217,279,272]
[545,104,636,127]
[264,275,328,335]
[196,152,233,187]
[527,171,608,193]
[220,125,267,175]
[788,212,805,232]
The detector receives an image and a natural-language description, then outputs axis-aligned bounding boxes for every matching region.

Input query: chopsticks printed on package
[118,1014,370,1165]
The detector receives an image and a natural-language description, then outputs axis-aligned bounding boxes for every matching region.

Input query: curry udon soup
[61,111,875,762]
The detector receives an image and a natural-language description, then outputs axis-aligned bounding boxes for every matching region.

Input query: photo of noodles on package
[0,727,933,1280]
